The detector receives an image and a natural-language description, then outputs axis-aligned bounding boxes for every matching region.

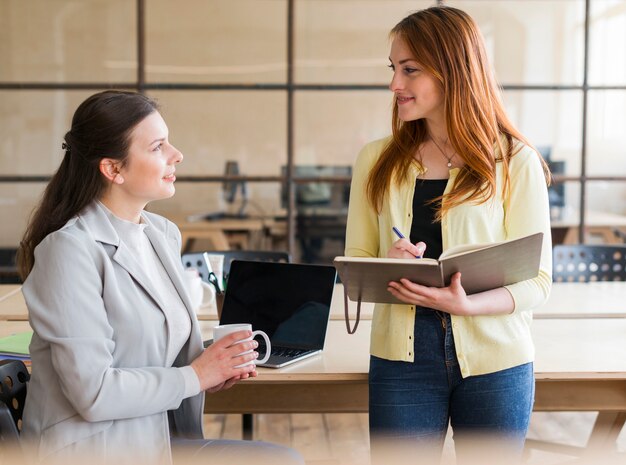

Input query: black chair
[181,250,291,290]
[552,244,626,282]
[0,248,20,284]
[218,250,291,283]
[0,359,30,453]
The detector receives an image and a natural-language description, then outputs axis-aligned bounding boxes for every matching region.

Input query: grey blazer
[22,202,204,464]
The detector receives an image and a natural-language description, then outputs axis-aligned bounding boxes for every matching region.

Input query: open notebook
[334,232,543,332]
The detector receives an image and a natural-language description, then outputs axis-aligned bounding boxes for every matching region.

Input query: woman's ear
[99,159,124,184]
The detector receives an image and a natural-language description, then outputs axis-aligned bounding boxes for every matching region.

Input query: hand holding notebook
[334,232,544,305]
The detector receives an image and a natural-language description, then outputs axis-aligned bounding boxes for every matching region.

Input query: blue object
[392,227,421,258]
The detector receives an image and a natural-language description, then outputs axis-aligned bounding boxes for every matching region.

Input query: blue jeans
[369,308,534,463]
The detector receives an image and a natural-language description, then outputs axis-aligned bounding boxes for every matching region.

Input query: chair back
[182,250,291,285]
[219,251,291,283]
[0,248,20,284]
[552,244,626,282]
[0,359,30,445]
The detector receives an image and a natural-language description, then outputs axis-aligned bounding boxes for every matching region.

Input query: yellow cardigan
[345,136,552,377]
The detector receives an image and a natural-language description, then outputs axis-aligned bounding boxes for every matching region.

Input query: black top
[409,179,447,259]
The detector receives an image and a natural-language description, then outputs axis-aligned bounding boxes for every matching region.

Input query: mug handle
[251,330,271,364]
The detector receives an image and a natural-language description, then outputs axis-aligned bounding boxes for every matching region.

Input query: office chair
[218,250,291,283]
[0,359,30,456]
[525,244,626,459]
[552,244,626,282]
[182,250,290,290]
[613,227,626,243]
[0,248,21,284]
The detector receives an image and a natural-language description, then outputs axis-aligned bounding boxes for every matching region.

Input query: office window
[449,0,585,86]
[147,91,287,176]
[0,0,136,83]
[587,90,626,177]
[295,91,391,165]
[1,0,626,257]
[502,90,583,176]
[588,0,626,86]
[0,184,46,247]
[145,0,287,84]
[295,0,433,84]
[0,90,94,176]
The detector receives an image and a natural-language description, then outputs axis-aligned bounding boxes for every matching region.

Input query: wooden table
[328,281,626,321]
[4,318,624,415]
[2,281,626,322]
[551,209,626,244]
[3,316,624,450]
[170,214,269,252]
[202,318,626,451]
[0,284,21,301]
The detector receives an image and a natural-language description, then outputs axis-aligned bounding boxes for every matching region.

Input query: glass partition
[0,0,136,83]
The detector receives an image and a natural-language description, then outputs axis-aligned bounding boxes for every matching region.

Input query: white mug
[212,323,271,366]
[183,268,215,310]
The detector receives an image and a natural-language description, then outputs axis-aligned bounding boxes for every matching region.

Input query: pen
[392,226,421,258]
[392,226,405,239]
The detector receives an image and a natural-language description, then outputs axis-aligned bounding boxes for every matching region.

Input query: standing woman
[345,6,552,462]
[18,91,302,465]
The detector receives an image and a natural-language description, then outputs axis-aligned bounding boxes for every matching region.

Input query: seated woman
[18,90,303,465]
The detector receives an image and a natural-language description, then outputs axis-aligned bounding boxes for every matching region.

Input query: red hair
[367,6,549,218]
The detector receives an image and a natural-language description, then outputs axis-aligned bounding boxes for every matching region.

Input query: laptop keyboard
[259,345,316,358]
[275,347,315,358]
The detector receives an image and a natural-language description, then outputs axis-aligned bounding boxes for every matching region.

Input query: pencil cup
[212,323,271,366]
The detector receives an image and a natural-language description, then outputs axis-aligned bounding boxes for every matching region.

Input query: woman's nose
[389,72,403,92]
[171,145,183,164]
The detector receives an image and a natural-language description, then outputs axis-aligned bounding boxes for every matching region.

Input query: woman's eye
[404,67,418,74]
[153,143,162,152]
[387,64,395,71]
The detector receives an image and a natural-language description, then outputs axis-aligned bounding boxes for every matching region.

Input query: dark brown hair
[18,90,159,279]
[367,6,549,217]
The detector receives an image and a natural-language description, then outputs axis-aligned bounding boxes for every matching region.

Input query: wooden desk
[3,317,623,449]
[2,281,626,321]
[5,318,623,414]
[0,285,27,320]
[0,320,30,337]
[0,284,21,302]
[534,282,626,319]
[551,209,626,244]
[202,318,626,450]
[171,215,268,252]
[329,281,626,321]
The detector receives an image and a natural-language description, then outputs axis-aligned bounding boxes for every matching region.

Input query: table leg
[242,413,253,440]
[585,411,626,452]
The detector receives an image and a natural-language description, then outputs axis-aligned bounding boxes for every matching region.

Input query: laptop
[216,260,336,368]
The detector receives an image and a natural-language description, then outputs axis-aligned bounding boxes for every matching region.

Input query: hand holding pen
[390,227,426,259]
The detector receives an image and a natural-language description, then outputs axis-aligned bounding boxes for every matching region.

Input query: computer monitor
[202,160,248,220]
[280,165,352,211]
[537,146,566,210]
[280,165,352,263]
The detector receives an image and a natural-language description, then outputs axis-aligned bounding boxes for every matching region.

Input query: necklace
[431,137,455,168]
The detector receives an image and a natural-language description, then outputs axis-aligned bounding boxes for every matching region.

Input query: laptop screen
[219,260,336,350]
